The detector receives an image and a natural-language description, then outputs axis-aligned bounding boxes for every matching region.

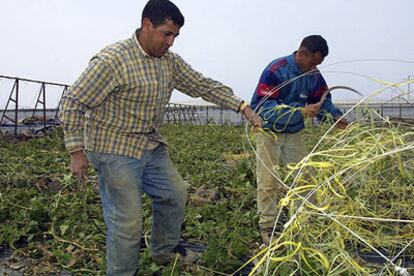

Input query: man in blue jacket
[250,35,347,244]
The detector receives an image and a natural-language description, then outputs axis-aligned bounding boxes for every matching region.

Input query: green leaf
[60,224,69,236]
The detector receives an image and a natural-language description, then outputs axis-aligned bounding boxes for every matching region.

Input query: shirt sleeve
[171,53,242,111]
[59,57,120,153]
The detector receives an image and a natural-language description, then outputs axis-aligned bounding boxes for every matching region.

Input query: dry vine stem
[241,68,414,275]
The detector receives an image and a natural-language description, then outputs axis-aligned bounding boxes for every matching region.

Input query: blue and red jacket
[250,53,343,133]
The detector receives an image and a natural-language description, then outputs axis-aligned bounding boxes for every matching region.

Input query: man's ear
[141,18,153,32]
[297,48,308,58]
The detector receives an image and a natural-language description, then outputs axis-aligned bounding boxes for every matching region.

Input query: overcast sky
[1,0,413,108]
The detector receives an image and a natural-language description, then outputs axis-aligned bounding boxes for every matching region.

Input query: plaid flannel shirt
[59,29,243,159]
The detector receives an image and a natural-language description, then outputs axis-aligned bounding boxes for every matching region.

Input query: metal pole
[206,106,209,124]
[32,83,46,118]
[0,80,17,125]
[42,83,47,131]
[14,79,19,135]
[54,86,68,122]
[0,74,68,87]
[399,103,402,118]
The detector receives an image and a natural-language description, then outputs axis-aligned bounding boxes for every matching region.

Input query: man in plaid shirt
[59,0,261,274]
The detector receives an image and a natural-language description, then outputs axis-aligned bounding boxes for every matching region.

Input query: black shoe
[152,245,201,266]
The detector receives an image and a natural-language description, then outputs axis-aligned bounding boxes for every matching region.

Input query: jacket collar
[286,52,303,74]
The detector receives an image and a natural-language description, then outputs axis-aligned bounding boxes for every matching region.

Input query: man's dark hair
[142,0,184,27]
[300,35,329,57]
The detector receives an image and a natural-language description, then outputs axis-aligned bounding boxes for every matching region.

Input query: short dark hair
[142,0,184,27]
[300,35,329,57]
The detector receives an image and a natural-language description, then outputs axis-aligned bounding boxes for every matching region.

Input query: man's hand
[335,118,349,130]
[302,103,321,118]
[242,105,262,128]
[70,150,89,182]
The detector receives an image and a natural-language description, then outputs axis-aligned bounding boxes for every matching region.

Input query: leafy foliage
[1,123,413,275]
[0,125,261,274]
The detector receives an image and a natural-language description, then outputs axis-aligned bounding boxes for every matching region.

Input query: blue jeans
[86,145,187,275]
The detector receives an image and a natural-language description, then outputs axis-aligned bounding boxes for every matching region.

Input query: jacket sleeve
[318,93,343,120]
[310,74,343,121]
[254,69,304,132]
[317,94,343,121]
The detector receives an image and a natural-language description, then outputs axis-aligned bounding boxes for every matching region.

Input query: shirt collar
[133,29,168,60]
[133,29,152,58]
